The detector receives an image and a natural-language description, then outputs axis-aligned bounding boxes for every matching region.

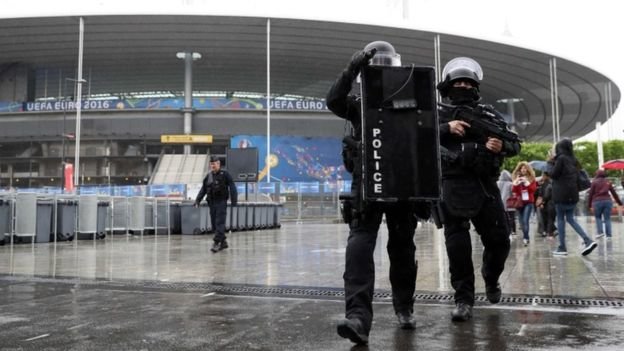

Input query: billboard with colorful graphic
[231,135,350,183]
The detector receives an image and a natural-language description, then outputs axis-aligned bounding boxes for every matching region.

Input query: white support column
[266,18,271,182]
[73,17,85,192]
[433,35,441,104]
[176,51,201,155]
[549,58,560,143]
[596,122,604,167]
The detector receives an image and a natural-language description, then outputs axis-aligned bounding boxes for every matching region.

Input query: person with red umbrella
[601,159,624,170]
[601,159,624,190]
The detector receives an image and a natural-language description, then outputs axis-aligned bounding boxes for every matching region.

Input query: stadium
[0,1,620,192]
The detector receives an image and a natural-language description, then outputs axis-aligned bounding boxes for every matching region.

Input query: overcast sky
[4,0,621,141]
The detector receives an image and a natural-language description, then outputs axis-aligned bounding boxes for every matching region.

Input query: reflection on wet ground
[1,218,623,350]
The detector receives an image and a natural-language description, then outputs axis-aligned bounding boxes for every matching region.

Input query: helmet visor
[442,57,483,83]
[370,53,401,67]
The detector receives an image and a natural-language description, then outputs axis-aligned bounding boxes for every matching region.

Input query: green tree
[501,140,624,176]
[503,142,552,172]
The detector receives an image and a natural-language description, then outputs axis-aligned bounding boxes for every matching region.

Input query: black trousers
[540,204,556,234]
[443,195,510,305]
[209,200,227,243]
[343,202,418,334]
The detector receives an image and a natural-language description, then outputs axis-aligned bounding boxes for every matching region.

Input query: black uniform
[195,169,238,244]
[438,102,520,306]
[326,63,426,336]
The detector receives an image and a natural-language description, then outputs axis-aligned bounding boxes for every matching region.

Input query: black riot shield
[359,65,440,202]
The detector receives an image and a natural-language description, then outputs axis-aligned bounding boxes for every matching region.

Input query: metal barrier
[78,195,98,240]
[111,196,130,234]
[128,196,146,235]
[15,193,37,245]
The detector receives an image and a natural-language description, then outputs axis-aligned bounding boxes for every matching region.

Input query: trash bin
[181,202,208,235]
[96,200,109,239]
[225,204,232,231]
[55,198,77,242]
[35,198,53,243]
[246,203,255,230]
[267,204,276,228]
[274,204,282,228]
[168,201,181,234]
[230,204,238,231]
[255,203,267,229]
[235,203,247,231]
[0,199,11,245]
[154,199,172,235]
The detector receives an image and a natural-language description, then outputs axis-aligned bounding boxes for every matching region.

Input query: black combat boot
[396,310,416,329]
[210,241,221,253]
[486,283,502,304]
[337,318,368,345]
[220,240,229,250]
[451,303,473,322]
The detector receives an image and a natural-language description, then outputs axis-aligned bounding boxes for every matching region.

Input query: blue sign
[14,97,328,113]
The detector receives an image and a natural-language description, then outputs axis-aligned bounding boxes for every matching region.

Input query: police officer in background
[195,156,238,253]
[326,41,429,345]
[437,57,520,321]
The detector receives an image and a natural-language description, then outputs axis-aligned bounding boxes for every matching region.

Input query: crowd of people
[497,143,621,257]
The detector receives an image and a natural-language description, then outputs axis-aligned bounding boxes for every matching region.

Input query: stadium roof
[0,13,620,142]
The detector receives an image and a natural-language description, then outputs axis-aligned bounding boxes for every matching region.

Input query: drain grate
[2,274,623,308]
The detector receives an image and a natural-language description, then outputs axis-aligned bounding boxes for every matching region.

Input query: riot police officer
[195,156,238,253]
[326,41,428,345]
[437,57,520,321]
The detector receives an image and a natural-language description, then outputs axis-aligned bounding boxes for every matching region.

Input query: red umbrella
[601,159,624,170]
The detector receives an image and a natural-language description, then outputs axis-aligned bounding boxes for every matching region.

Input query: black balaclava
[448,86,480,105]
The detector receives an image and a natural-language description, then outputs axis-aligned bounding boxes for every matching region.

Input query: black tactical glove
[347,48,377,77]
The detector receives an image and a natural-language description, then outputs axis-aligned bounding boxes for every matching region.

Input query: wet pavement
[1,217,623,350]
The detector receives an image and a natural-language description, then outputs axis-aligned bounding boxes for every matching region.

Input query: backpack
[577,169,591,191]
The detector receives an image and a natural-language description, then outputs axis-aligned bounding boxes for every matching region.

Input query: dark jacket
[326,67,363,197]
[588,169,622,207]
[195,169,238,205]
[549,139,580,204]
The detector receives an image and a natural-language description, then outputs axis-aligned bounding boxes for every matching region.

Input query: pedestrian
[194,156,238,253]
[549,139,597,256]
[511,161,538,246]
[588,169,622,239]
[535,172,557,237]
[497,170,516,237]
[326,40,429,345]
[437,57,521,321]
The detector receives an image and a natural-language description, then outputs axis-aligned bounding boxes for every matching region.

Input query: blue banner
[15,97,328,113]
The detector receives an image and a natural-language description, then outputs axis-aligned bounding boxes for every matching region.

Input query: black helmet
[441,57,483,86]
[364,41,401,67]
[437,57,483,100]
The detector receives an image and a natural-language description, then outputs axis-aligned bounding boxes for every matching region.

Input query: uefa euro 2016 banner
[3,97,328,113]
